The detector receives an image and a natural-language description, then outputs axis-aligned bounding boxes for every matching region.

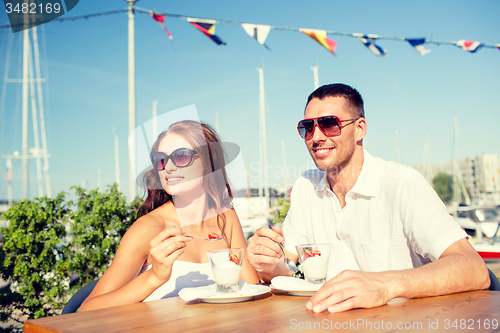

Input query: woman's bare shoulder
[222,201,239,217]
[125,202,176,241]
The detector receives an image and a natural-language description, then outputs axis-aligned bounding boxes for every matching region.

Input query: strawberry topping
[305,250,321,258]
[208,232,220,239]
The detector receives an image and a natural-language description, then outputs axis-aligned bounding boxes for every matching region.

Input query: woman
[80,121,259,311]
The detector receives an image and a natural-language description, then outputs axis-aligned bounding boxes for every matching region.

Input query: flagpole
[127,0,137,201]
[422,129,430,181]
[22,27,29,199]
[6,158,12,206]
[257,67,268,203]
[97,167,102,191]
[114,127,120,189]
[310,65,319,89]
[281,140,289,195]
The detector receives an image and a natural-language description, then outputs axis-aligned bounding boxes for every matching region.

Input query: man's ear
[355,118,367,143]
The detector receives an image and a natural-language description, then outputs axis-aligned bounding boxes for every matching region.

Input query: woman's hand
[149,227,192,284]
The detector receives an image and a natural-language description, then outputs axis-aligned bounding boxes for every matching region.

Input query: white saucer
[180,284,271,304]
[269,276,322,297]
[270,285,315,297]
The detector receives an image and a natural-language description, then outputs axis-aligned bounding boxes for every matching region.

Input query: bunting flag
[241,23,271,50]
[454,40,483,53]
[354,34,387,56]
[406,38,431,55]
[187,18,226,45]
[299,28,337,55]
[150,12,173,40]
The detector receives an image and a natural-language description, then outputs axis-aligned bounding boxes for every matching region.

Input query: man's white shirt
[283,150,467,279]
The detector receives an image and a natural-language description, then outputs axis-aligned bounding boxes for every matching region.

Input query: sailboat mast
[22,28,29,199]
[257,67,268,201]
[128,0,137,201]
[310,65,319,90]
[422,129,430,181]
[453,115,471,205]
[28,37,44,197]
[281,140,289,194]
[114,128,120,188]
[32,26,51,197]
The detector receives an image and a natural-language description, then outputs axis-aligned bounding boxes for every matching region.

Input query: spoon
[186,235,223,242]
[268,225,298,273]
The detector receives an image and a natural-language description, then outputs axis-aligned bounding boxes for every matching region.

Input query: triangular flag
[354,34,387,56]
[241,23,271,50]
[150,12,173,40]
[406,38,431,55]
[187,18,226,45]
[299,28,337,55]
[454,40,483,53]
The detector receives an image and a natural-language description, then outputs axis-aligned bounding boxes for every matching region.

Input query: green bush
[432,172,453,204]
[272,198,290,225]
[0,184,141,327]
[67,185,136,288]
[0,192,71,325]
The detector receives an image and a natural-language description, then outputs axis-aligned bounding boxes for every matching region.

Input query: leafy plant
[0,193,71,323]
[432,172,454,204]
[272,198,290,225]
[0,183,142,326]
[66,184,136,288]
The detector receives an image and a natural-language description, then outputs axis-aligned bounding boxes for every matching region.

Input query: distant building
[479,154,499,193]
[415,153,500,204]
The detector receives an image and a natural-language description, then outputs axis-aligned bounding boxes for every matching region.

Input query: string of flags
[139,7,499,57]
[150,12,173,40]
[241,23,271,51]
[187,18,226,45]
[299,29,337,56]
[2,8,497,57]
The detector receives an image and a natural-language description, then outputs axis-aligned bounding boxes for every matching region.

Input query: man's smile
[312,147,334,158]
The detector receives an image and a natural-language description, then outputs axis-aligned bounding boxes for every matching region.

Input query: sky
[0,0,499,202]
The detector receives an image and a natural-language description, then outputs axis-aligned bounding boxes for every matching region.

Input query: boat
[449,205,500,261]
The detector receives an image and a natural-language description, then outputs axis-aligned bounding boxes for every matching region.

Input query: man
[247,83,489,313]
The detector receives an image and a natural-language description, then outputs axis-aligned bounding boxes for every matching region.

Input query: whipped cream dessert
[212,261,241,286]
[302,256,328,280]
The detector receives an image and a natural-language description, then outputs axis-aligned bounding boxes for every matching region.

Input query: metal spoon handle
[268,225,298,273]
[277,242,286,256]
[185,235,222,241]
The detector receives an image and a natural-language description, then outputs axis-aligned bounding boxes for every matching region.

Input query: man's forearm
[388,248,489,300]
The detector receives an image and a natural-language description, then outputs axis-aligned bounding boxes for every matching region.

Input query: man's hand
[247,226,293,281]
[306,270,393,313]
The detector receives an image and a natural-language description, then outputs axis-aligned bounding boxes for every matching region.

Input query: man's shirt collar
[315,150,378,197]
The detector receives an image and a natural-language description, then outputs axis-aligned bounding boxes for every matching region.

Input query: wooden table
[25,290,500,332]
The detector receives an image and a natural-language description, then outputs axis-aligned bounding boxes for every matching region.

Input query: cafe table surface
[24,289,500,333]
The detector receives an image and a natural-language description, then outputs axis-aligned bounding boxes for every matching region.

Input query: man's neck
[326,148,364,208]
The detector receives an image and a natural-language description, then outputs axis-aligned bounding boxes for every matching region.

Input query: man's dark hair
[306,83,365,118]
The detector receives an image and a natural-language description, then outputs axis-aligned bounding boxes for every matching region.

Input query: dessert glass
[295,243,332,284]
[206,248,244,293]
